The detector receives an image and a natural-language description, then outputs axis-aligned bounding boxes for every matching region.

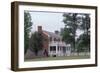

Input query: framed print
[11,1,97,71]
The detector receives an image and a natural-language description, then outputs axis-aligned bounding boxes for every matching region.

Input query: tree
[76,33,90,56]
[61,27,74,45]
[29,32,44,56]
[24,11,32,54]
[79,14,90,35]
[62,13,78,52]
[77,14,90,53]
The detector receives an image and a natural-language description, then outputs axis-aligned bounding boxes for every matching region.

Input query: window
[63,47,66,53]
[58,46,60,51]
[50,37,52,41]
[54,38,60,42]
[50,46,56,51]
[58,39,60,41]
[54,38,57,41]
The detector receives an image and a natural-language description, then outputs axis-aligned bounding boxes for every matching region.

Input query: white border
[19,5,96,68]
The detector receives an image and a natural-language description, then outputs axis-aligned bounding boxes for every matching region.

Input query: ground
[25,55,90,62]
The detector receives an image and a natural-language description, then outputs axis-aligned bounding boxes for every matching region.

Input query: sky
[28,11,83,37]
[29,11,65,33]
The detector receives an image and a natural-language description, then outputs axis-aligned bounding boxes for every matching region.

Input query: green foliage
[79,14,90,30]
[77,14,90,52]
[62,13,90,53]
[62,13,78,51]
[61,27,74,44]
[29,32,44,56]
[24,11,32,54]
[77,33,90,52]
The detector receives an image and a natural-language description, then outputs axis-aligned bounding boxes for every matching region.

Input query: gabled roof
[43,30,62,39]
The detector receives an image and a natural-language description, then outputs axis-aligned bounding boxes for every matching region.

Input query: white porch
[48,42,71,57]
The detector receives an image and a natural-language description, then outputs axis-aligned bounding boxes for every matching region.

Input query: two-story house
[25,26,71,59]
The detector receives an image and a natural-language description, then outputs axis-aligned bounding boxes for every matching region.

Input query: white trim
[48,41,71,56]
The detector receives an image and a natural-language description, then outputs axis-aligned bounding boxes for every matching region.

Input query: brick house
[25,26,71,59]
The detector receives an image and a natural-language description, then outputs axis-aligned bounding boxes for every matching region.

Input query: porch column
[56,44,58,55]
[60,46,63,56]
[48,46,50,56]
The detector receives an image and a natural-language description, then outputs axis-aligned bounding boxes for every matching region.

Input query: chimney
[55,30,59,35]
[60,28,64,33]
[38,26,42,33]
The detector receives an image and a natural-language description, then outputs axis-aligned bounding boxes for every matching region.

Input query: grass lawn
[25,55,90,62]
